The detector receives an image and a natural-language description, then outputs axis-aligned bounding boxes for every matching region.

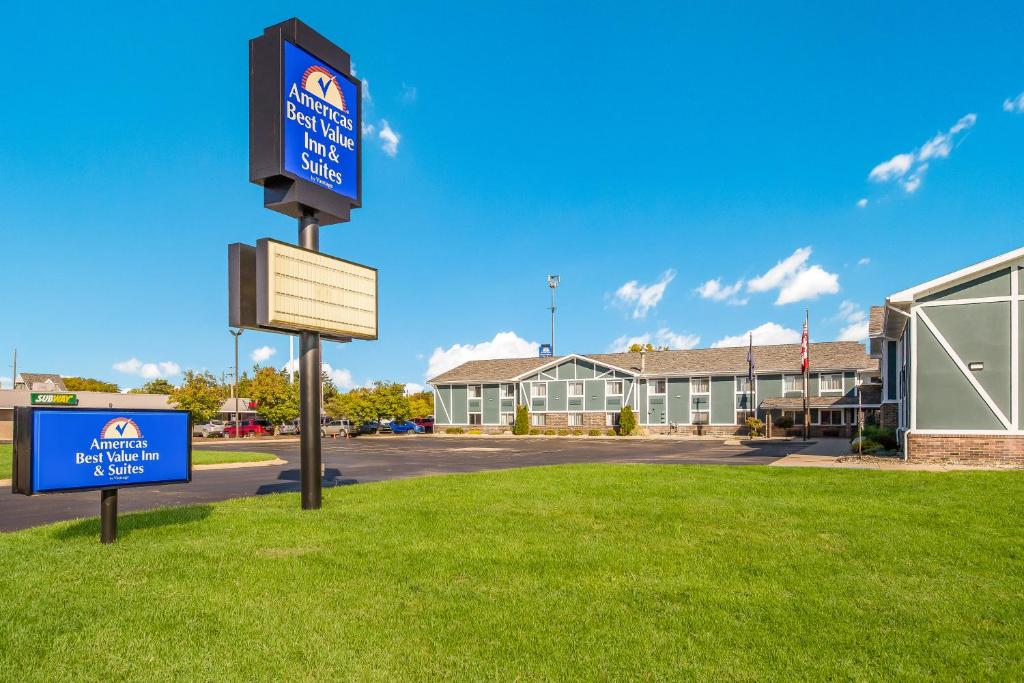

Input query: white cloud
[401,83,417,103]
[113,358,181,379]
[404,382,425,395]
[833,300,870,342]
[1004,91,1024,113]
[350,62,371,103]
[776,265,840,305]
[608,328,700,352]
[745,247,839,305]
[426,331,539,380]
[711,322,802,348]
[857,257,871,266]
[280,359,357,390]
[250,345,276,363]
[0,376,11,389]
[362,122,376,136]
[613,270,676,319]
[856,198,868,208]
[379,120,400,156]
[868,113,976,193]
[696,277,746,305]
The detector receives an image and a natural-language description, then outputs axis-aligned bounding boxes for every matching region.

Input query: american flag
[800,316,809,372]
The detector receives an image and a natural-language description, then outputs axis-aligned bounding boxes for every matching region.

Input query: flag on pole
[800,316,809,372]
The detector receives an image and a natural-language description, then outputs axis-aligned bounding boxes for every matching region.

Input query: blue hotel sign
[282,41,359,201]
[12,408,191,495]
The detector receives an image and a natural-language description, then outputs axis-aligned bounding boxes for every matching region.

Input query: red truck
[412,417,434,433]
[223,419,273,438]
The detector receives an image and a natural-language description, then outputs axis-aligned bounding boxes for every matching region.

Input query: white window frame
[820,373,843,393]
[783,375,802,394]
[690,376,710,425]
[606,380,623,396]
[606,412,620,427]
[568,413,583,427]
[532,383,547,399]
[500,383,515,399]
[468,384,482,399]
[568,381,584,397]
[530,413,546,427]
[819,409,843,426]
[649,378,666,394]
[691,376,710,394]
[501,412,514,426]
[468,412,482,426]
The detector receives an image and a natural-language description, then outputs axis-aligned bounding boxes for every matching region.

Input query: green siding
[568,397,583,411]
[711,376,734,424]
[500,398,514,412]
[435,386,453,424]
[920,267,1011,302]
[606,396,622,411]
[758,374,782,399]
[483,384,500,424]
[843,371,856,394]
[576,360,595,379]
[585,379,605,411]
[451,385,468,424]
[648,394,666,424]
[926,302,1012,419]
[916,321,1003,430]
[809,373,819,396]
[556,361,575,380]
[548,380,567,411]
[667,378,689,423]
[638,381,648,423]
[623,378,634,406]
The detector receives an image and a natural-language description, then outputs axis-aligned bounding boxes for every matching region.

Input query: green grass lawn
[0,444,274,479]
[1,464,1021,680]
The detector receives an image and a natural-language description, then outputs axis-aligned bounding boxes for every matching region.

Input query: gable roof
[428,341,874,384]
[868,306,885,338]
[888,245,1024,303]
[16,373,67,391]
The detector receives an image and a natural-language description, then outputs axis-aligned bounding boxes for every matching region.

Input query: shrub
[606,428,617,436]
[745,416,765,438]
[855,425,898,451]
[529,428,541,435]
[571,429,583,436]
[619,406,637,436]
[512,405,530,435]
[543,429,556,436]
[557,429,570,436]
[445,427,464,435]
[587,429,602,436]
[773,415,794,429]
[853,437,883,454]
[467,428,481,435]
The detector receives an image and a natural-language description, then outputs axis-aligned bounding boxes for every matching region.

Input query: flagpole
[803,308,809,442]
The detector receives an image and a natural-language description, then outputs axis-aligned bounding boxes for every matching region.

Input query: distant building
[14,373,67,392]
[0,390,171,442]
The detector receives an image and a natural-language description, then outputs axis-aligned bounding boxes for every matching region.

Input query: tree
[248,367,299,431]
[64,377,120,393]
[626,343,669,353]
[326,387,376,426]
[407,390,434,418]
[512,405,530,435]
[370,382,411,422]
[619,405,637,435]
[321,371,339,402]
[169,371,225,424]
[130,378,175,395]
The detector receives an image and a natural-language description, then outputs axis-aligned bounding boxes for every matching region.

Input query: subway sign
[30,392,78,406]
[12,408,191,495]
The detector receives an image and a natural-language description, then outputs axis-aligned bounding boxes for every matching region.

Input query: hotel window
[531,413,546,427]
[606,380,623,396]
[468,385,482,399]
[606,412,620,427]
[568,381,584,397]
[469,413,482,426]
[568,413,583,427]
[736,410,755,426]
[783,375,802,394]
[820,409,843,425]
[690,374,710,424]
[820,373,843,393]
[735,376,752,394]
[532,383,547,398]
[691,376,710,394]
[501,384,515,399]
[650,379,666,394]
[783,410,802,424]
[501,412,514,426]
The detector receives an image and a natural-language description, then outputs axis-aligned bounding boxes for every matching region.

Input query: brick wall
[907,433,1024,467]
[880,403,899,430]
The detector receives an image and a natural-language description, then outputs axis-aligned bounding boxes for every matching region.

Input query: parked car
[389,420,425,434]
[279,419,300,435]
[412,417,434,433]
[321,419,351,437]
[224,419,273,438]
[192,419,225,438]
[357,421,380,435]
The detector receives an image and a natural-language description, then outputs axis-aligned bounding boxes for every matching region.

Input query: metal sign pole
[100,488,118,544]
[298,212,323,510]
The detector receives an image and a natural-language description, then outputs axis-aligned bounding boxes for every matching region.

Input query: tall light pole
[547,275,560,355]
[230,329,243,439]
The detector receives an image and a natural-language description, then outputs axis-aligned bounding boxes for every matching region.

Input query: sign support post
[100,488,118,544]
[298,212,322,510]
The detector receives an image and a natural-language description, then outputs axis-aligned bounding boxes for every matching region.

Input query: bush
[467,428,481,435]
[588,429,602,436]
[557,429,570,436]
[529,428,541,435]
[445,427,464,435]
[773,415,794,429]
[606,428,617,437]
[745,416,765,438]
[853,437,883,454]
[571,429,583,436]
[543,429,556,436]
[857,425,898,451]
[512,405,530,435]
[619,406,637,436]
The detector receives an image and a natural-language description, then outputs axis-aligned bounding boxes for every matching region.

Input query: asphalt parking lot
[0,436,802,532]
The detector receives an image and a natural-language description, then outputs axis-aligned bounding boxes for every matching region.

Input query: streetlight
[230,329,243,439]
[547,275,560,355]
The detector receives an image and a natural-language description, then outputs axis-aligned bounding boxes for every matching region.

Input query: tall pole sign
[246,19,370,510]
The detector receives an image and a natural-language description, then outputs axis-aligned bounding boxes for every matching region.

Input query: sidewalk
[770,439,993,471]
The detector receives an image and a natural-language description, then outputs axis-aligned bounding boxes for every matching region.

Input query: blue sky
[2,2,1023,392]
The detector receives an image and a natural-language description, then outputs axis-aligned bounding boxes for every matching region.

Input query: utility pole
[10,348,16,390]
[230,329,243,439]
[547,275,560,355]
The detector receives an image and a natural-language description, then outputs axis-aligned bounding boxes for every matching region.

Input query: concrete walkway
[770,439,999,471]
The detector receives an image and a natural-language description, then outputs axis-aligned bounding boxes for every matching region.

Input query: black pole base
[100,488,118,544]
